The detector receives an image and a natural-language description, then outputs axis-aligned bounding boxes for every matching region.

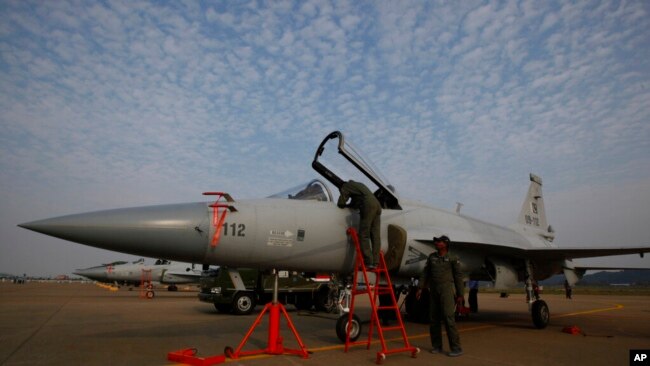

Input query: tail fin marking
[517,174,555,242]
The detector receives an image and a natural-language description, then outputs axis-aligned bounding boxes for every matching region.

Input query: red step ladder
[344,227,419,364]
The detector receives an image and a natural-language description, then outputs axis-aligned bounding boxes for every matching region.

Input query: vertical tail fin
[516,174,555,242]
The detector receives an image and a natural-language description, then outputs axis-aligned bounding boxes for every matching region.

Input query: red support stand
[224,301,309,359]
[168,270,308,365]
[167,348,225,366]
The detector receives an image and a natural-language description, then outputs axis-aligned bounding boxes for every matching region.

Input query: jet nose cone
[73,267,106,281]
[17,203,211,262]
[73,268,90,276]
[72,269,89,277]
[18,214,97,240]
[18,219,58,234]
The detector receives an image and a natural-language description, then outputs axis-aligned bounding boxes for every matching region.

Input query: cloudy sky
[1,0,649,277]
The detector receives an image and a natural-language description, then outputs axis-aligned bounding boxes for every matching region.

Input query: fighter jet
[19,131,650,330]
[74,258,201,291]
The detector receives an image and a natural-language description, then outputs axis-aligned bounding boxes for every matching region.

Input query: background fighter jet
[74,258,201,291]
[19,131,650,330]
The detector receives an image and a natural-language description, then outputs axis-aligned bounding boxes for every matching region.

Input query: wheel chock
[167,348,225,366]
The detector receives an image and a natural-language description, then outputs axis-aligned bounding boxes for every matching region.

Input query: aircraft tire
[336,314,361,343]
[532,300,550,329]
[167,285,178,291]
[232,292,256,315]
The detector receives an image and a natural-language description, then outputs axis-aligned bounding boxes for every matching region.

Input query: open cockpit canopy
[312,131,401,209]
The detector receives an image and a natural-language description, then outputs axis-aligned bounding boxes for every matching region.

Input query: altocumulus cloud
[0,0,649,276]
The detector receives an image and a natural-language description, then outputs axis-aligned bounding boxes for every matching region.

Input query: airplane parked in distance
[20,131,650,334]
[74,258,201,291]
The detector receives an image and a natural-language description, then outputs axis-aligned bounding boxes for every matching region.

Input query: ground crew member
[416,235,464,357]
[337,180,382,269]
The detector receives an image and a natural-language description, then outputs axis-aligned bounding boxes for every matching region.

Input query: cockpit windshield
[312,131,401,209]
[268,179,334,202]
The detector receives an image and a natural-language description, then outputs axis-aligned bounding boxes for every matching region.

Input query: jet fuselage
[25,197,558,285]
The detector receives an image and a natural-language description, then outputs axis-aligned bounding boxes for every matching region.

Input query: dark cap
[433,235,450,244]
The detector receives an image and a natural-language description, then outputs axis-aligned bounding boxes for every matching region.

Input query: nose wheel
[336,314,361,342]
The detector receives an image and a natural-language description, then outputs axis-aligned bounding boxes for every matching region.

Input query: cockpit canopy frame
[312,131,401,210]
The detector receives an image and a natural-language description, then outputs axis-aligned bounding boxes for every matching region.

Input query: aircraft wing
[414,236,650,262]
[523,246,650,260]
[458,243,650,261]
[573,266,650,271]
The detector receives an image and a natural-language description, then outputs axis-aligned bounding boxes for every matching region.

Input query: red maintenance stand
[224,268,310,360]
[168,269,308,366]
[343,227,419,364]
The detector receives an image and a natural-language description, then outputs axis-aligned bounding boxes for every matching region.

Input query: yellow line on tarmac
[553,303,624,318]
[214,304,624,364]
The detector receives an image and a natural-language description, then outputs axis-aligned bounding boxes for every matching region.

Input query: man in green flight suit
[416,235,464,357]
[337,180,382,269]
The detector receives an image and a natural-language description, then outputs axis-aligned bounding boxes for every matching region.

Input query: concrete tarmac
[0,282,648,365]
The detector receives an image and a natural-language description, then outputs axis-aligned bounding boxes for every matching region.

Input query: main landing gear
[525,260,549,329]
[531,299,550,329]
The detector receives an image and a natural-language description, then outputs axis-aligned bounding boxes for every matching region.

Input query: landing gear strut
[525,260,549,329]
